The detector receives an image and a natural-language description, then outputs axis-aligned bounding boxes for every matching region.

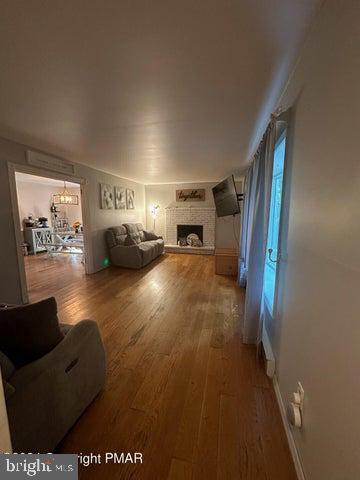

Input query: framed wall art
[100,183,114,209]
[126,188,135,209]
[114,186,126,209]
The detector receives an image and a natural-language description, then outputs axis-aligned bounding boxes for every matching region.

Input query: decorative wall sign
[176,189,205,202]
[100,183,114,209]
[27,150,75,175]
[126,189,135,209]
[114,186,126,209]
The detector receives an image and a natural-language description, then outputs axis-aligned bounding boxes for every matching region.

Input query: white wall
[145,181,242,249]
[0,137,145,304]
[269,2,360,479]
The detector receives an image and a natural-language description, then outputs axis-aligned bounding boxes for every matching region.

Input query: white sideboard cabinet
[24,228,52,254]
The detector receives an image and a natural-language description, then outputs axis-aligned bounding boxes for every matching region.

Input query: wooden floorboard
[24,252,296,480]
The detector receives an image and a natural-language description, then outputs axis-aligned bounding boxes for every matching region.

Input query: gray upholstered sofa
[0,300,106,453]
[106,223,164,269]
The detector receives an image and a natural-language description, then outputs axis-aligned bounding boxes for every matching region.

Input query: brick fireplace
[165,206,215,253]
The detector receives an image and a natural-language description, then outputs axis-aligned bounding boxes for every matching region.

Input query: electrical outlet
[288,382,305,428]
[297,382,304,410]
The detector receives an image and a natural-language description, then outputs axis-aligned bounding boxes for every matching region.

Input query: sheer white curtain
[240,122,276,344]
[238,167,254,286]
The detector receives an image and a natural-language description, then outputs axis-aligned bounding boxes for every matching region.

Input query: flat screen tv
[212,175,240,217]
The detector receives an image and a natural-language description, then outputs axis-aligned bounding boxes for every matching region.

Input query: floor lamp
[150,204,160,231]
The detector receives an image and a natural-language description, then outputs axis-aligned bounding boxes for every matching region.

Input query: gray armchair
[2,320,106,453]
[106,223,164,268]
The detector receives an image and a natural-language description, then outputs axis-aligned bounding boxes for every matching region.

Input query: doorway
[9,165,91,304]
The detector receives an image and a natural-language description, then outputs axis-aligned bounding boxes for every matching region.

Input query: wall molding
[26,149,75,176]
[273,375,305,480]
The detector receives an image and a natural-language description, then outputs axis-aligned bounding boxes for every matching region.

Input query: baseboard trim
[262,328,275,378]
[273,375,305,480]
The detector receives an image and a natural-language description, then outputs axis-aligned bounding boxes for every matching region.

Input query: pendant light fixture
[53,181,79,205]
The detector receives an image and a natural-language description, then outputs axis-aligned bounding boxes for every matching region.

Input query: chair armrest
[7,320,106,452]
[110,244,142,268]
[10,320,105,389]
[144,230,162,240]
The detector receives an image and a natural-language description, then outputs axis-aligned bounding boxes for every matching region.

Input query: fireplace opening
[177,224,203,247]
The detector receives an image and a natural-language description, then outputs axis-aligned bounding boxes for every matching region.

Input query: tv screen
[212,175,240,217]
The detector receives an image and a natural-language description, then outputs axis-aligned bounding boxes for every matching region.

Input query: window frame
[263,129,287,315]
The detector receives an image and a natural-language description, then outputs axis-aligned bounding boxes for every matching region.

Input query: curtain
[238,168,253,286]
[241,121,276,344]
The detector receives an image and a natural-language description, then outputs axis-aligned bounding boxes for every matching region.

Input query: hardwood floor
[24,253,296,480]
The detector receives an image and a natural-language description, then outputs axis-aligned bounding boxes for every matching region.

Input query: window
[263,132,286,314]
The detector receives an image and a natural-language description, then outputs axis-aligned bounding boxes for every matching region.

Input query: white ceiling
[0,1,321,184]
[15,172,79,188]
